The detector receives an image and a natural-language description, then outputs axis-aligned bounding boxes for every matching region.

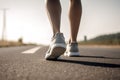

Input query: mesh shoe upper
[67,43,79,52]
[51,33,66,45]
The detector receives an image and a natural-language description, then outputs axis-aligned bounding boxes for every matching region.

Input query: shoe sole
[46,44,66,60]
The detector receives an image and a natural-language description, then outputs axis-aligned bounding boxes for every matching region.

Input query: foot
[45,33,66,60]
[64,42,80,57]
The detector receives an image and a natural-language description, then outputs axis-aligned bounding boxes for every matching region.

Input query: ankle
[69,39,77,44]
[71,41,77,43]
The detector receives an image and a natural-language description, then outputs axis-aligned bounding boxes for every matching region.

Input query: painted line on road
[22,46,41,54]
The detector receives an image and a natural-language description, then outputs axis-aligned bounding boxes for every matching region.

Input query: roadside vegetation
[0,38,36,47]
[1,32,120,47]
[79,32,120,45]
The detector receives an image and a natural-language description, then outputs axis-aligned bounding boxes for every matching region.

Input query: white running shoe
[45,33,66,60]
[64,42,80,57]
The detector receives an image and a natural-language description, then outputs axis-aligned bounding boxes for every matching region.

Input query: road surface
[0,45,120,80]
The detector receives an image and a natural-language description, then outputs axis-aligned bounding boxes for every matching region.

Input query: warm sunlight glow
[0,0,120,45]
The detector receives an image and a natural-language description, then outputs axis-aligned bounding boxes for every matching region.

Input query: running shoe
[64,42,80,57]
[45,33,66,60]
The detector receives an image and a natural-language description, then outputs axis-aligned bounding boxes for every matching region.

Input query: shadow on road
[56,59,120,68]
[79,55,120,59]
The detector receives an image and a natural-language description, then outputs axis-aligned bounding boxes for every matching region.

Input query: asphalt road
[0,45,120,80]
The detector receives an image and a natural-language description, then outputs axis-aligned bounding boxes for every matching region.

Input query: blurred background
[0,0,120,46]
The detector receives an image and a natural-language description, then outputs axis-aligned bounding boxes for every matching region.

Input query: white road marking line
[22,46,41,54]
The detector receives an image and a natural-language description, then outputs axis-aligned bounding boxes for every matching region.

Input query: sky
[0,0,120,45]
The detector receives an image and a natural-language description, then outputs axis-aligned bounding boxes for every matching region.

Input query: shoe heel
[48,47,66,60]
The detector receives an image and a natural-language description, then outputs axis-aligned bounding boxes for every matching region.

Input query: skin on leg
[69,0,82,43]
[46,0,61,36]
